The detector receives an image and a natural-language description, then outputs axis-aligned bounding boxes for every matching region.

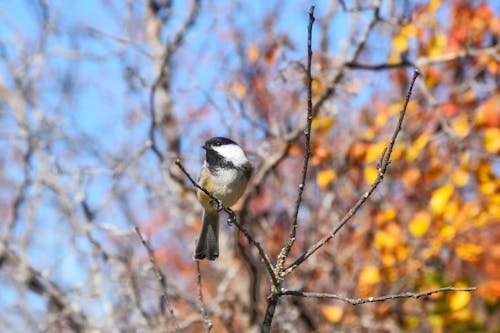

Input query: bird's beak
[202,144,208,150]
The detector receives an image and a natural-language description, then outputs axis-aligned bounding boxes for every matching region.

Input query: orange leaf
[247,44,259,64]
[455,244,482,262]
[450,115,470,138]
[429,184,454,216]
[409,211,431,238]
[428,0,441,12]
[232,81,246,98]
[451,169,469,187]
[317,169,337,189]
[322,305,343,323]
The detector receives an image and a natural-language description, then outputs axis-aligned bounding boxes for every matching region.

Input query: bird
[195,137,252,260]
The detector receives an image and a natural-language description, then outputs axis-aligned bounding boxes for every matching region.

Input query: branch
[196,261,212,333]
[279,286,476,305]
[284,69,420,276]
[174,160,278,287]
[346,43,500,70]
[134,226,180,332]
[0,246,87,332]
[275,5,315,275]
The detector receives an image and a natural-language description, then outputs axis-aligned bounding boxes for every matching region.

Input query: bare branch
[0,246,87,332]
[196,262,212,333]
[279,286,477,305]
[284,69,420,276]
[134,226,180,332]
[276,4,316,276]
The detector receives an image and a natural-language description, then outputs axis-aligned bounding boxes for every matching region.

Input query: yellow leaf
[359,266,381,285]
[365,141,387,163]
[364,165,378,184]
[449,286,471,311]
[381,208,396,221]
[317,169,337,189]
[401,24,419,37]
[427,33,447,57]
[312,116,335,131]
[484,128,500,153]
[393,34,409,52]
[375,230,398,249]
[451,115,470,138]
[455,243,482,262]
[429,184,454,216]
[439,225,456,241]
[409,211,431,238]
[381,252,396,266]
[247,44,259,64]
[322,305,343,323]
[451,169,469,187]
[406,133,429,161]
[479,181,496,195]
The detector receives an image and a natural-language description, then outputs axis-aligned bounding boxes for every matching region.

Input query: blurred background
[0,0,499,332]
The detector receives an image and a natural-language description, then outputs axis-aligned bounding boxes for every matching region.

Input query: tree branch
[174,159,278,287]
[284,69,420,276]
[279,286,476,305]
[196,261,212,333]
[134,226,180,332]
[276,2,315,276]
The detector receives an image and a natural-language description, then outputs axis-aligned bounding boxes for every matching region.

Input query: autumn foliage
[0,0,499,332]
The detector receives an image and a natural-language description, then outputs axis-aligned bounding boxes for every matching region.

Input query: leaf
[406,133,430,161]
[393,34,409,52]
[232,81,246,98]
[450,115,470,138]
[455,243,482,262]
[317,169,337,189]
[375,230,398,249]
[247,44,259,64]
[322,305,343,323]
[364,165,378,184]
[451,169,469,187]
[484,128,500,153]
[409,211,431,238]
[359,266,381,285]
[429,184,454,216]
[438,103,458,116]
[475,98,500,127]
[401,24,419,37]
[312,116,335,131]
[428,0,441,12]
[427,33,447,57]
[365,141,387,163]
[449,285,471,311]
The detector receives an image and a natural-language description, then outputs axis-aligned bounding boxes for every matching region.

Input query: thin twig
[275,3,316,277]
[279,286,476,305]
[134,226,180,332]
[261,6,316,333]
[174,159,278,286]
[284,69,420,276]
[196,262,212,332]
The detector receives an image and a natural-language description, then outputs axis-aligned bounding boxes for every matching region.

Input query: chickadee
[195,137,252,260]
